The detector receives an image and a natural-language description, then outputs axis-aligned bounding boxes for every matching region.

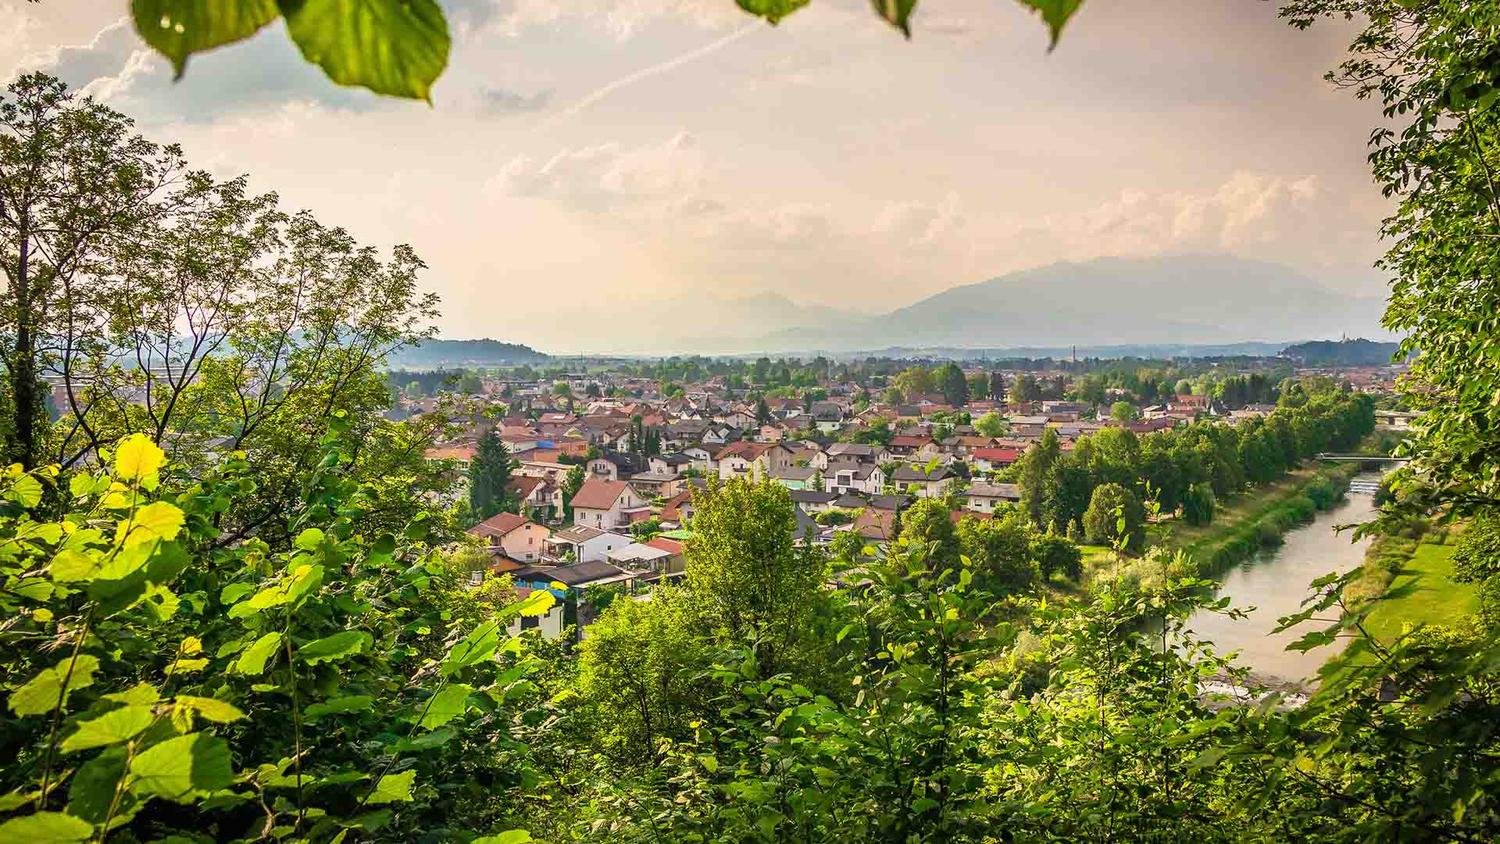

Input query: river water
[1185,473,1382,685]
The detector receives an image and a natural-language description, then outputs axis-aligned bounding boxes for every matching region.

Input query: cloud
[477,0,746,40]
[492,131,706,210]
[478,86,552,113]
[872,193,964,245]
[21,16,379,124]
[1061,172,1324,256]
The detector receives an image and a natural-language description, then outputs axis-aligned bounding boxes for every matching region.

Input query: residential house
[716,441,793,481]
[627,472,681,499]
[682,443,718,474]
[888,435,940,460]
[823,459,886,496]
[647,452,693,477]
[467,512,551,563]
[965,481,1021,514]
[892,464,956,499]
[814,442,890,468]
[543,525,632,563]
[506,475,557,515]
[570,479,650,531]
[789,489,839,513]
[969,447,1022,473]
[768,465,817,490]
[1008,415,1050,438]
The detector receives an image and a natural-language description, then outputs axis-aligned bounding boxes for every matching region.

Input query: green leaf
[1015,0,1084,48]
[175,695,246,723]
[0,811,94,843]
[69,473,95,499]
[869,0,918,36]
[472,832,532,844]
[118,501,185,547]
[61,705,155,753]
[440,621,500,677]
[8,655,101,716]
[50,549,101,582]
[305,694,374,720]
[7,473,44,507]
[0,790,40,812]
[417,684,471,730]
[737,0,809,25]
[69,748,128,824]
[132,0,281,77]
[233,632,283,675]
[366,769,415,804]
[129,733,233,802]
[297,630,370,665]
[279,0,450,100]
[104,683,160,706]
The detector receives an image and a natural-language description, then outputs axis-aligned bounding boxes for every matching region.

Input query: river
[1185,472,1382,686]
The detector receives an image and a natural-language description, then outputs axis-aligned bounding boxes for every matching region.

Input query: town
[410,348,1405,638]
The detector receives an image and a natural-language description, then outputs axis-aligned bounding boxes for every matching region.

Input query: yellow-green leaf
[129,732,233,802]
[175,695,246,723]
[1015,0,1085,48]
[61,705,155,753]
[0,811,94,843]
[366,769,415,804]
[7,473,44,507]
[8,656,101,716]
[279,0,450,101]
[118,501,185,547]
[233,632,283,675]
[297,630,370,665]
[417,683,471,730]
[113,434,165,483]
[737,0,809,25]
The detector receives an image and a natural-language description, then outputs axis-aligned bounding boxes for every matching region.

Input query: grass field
[1362,543,1478,641]
[1150,468,1323,552]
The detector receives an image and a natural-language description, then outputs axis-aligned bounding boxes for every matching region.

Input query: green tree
[1030,530,1083,581]
[1181,481,1216,527]
[897,498,963,567]
[574,586,709,764]
[974,411,1008,438]
[1110,400,1136,423]
[938,362,970,407]
[1018,427,1062,525]
[468,430,515,520]
[1010,373,1041,404]
[957,512,1038,595]
[560,463,585,521]
[1083,482,1144,551]
[685,478,826,678]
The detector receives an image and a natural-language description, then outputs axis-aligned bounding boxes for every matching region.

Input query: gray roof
[968,482,1021,500]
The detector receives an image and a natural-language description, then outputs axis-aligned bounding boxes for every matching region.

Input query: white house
[716,441,793,481]
[570,478,650,531]
[965,481,1021,514]
[823,460,886,496]
[892,464,956,499]
[544,526,633,563]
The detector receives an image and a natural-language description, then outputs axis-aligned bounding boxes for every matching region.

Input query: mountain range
[739,254,1390,354]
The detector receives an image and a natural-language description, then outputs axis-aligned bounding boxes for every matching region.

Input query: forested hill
[1280,338,1402,366]
[390,338,548,368]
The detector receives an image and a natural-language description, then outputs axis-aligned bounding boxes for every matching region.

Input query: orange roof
[718,441,772,460]
[425,444,476,461]
[645,536,684,554]
[570,478,631,510]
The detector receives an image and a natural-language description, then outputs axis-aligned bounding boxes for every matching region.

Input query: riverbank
[1168,463,1360,579]
[1352,528,1475,641]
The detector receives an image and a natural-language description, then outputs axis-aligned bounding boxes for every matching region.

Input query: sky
[2,0,1390,353]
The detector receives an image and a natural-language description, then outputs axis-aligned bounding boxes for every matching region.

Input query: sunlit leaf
[0,811,93,843]
[305,694,374,720]
[297,630,370,665]
[869,0,918,36]
[233,631,283,675]
[61,705,155,753]
[129,733,233,801]
[7,473,43,507]
[175,695,246,723]
[366,769,415,804]
[8,655,101,716]
[279,0,450,100]
[113,434,165,484]
[417,683,471,729]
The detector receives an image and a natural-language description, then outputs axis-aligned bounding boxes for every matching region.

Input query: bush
[1083,483,1145,551]
[1182,482,1216,527]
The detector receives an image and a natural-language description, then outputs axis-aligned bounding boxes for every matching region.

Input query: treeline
[1016,385,1376,540]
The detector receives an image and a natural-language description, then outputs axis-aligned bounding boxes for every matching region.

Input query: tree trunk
[11,226,38,469]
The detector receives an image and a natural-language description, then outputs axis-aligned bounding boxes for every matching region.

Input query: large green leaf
[233,632,283,675]
[0,811,94,843]
[297,630,370,665]
[69,748,129,824]
[61,705,155,753]
[366,769,415,804]
[129,733,233,802]
[279,0,450,101]
[1016,0,1085,48]
[737,0,809,24]
[305,694,374,720]
[8,656,101,717]
[417,683,471,730]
